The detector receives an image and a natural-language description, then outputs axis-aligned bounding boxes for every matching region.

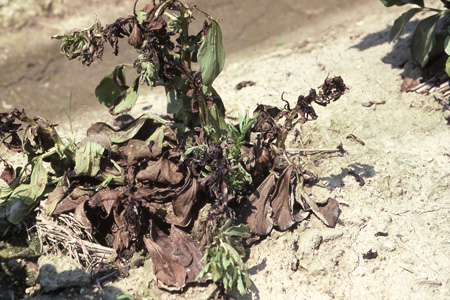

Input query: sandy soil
[1,0,450,299]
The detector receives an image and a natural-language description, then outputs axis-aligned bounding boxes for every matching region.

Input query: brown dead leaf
[1,161,15,184]
[74,199,92,233]
[90,189,122,216]
[271,166,295,231]
[53,195,90,215]
[170,226,205,283]
[166,174,198,227]
[238,174,275,235]
[317,198,340,228]
[136,154,183,185]
[112,208,131,253]
[144,221,186,291]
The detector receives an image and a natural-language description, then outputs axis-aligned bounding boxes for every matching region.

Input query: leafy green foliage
[196,219,252,295]
[410,14,441,66]
[198,19,226,86]
[380,0,450,71]
[225,111,257,194]
[389,8,422,42]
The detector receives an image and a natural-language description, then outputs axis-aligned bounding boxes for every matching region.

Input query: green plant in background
[196,219,252,296]
[380,0,450,73]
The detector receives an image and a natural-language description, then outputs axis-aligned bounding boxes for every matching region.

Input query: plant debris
[235,81,256,90]
[362,249,378,260]
[346,134,365,146]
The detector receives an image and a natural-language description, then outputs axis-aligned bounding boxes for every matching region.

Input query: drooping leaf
[95,65,128,108]
[170,226,205,283]
[87,113,167,144]
[144,221,186,291]
[197,19,225,86]
[237,174,275,235]
[410,14,441,67]
[6,158,48,224]
[109,77,140,116]
[74,141,105,177]
[166,175,198,227]
[45,186,69,215]
[389,8,422,42]
[271,166,295,231]
[136,154,184,185]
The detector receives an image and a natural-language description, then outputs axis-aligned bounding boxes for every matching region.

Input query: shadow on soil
[320,162,375,189]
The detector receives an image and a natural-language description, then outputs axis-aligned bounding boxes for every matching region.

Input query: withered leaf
[124,125,165,165]
[113,208,131,253]
[53,195,90,215]
[170,226,205,283]
[317,198,340,228]
[271,166,295,231]
[303,192,340,228]
[0,161,15,184]
[136,154,183,185]
[90,188,121,216]
[144,221,186,291]
[74,199,92,233]
[166,175,198,227]
[45,186,68,216]
[238,174,275,236]
[87,113,167,145]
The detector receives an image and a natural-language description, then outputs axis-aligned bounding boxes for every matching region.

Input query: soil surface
[1,0,450,300]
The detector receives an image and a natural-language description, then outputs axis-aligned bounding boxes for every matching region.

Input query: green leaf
[401,0,424,7]
[6,158,48,224]
[389,8,422,42]
[237,274,246,295]
[110,77,140,115]
[410,14,441,66]
[208,103,228,138]
[137,11,148,24]
[445,56,450,76]
[223,224,251,238]
[95,65,128,108]
[379,0,406,7]
[380,0,424,6]
[197,19,225,86]
[166,85,182,116]
[0,178,12,204]
[444,35,450,55]
[74,141,105,177]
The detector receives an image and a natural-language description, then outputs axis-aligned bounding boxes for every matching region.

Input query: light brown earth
[1,0,450,299]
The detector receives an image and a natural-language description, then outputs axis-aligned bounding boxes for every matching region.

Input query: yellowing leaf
[74,141,105,177]
[6,158,48,224]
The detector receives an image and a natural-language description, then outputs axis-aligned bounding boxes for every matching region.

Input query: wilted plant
[0,0,347,298]
[53,0,225,129]
[380,0,450,73]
